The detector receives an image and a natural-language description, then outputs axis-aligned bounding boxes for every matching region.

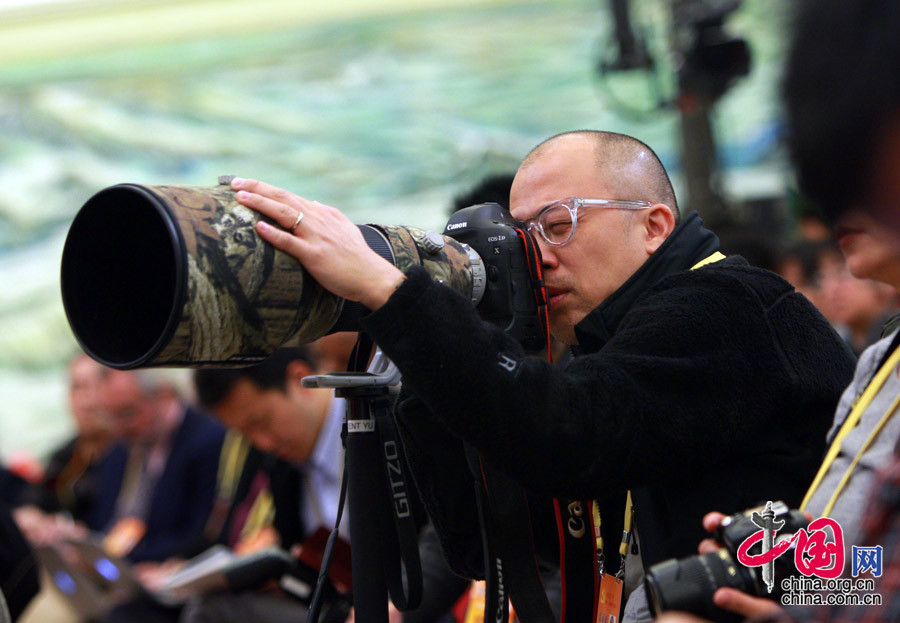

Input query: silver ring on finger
[291,211,304,231]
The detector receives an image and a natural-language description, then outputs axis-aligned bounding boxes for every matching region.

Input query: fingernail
[231,178,245,188]
[257,221,270,232]
[236,190,249,200]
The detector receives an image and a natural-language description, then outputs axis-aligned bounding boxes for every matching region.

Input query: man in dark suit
[91,369,225,563]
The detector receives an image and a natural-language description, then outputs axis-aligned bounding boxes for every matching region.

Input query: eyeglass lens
[539,203,575,243]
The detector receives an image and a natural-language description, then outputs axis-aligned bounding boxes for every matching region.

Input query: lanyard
[591,491,634,578]
[801,343,900,515]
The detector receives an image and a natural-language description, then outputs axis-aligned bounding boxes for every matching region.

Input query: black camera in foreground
[645,501,809,622]
[61,180,546,369]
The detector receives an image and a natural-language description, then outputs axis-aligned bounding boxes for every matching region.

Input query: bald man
[230,130,855,621]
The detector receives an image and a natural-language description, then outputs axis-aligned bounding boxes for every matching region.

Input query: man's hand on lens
[697,511,727,554]
[711,587,783,620]
[694,511,785,620]
[231,178,406,310]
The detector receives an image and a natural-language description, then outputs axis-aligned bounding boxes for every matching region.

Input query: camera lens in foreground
[61,182,483,368]
[645,550,754,623]
[61,185,184,369]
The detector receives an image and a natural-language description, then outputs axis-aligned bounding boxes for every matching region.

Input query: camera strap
[515,228,552,360]
[373,396,424,611]
[466,230,559,623]
[464,231,563,623]
[554,498,598,623]
[465,448,509,623]
[466,446,556,623]
[307,438,350,623]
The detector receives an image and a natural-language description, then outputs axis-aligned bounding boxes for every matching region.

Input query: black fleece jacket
[360,212,856,576]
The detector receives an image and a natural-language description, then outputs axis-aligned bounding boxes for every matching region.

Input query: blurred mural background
[1,0,792,460]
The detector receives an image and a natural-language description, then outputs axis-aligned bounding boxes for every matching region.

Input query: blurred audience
[818,251,898,356]
[90,368,224,563]
[775,239,835,318]
[777,238,899,356]
[38,354,115,518]
[9,354,112,623]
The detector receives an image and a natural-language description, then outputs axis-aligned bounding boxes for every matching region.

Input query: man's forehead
[102,371,140,396]
[512,167,612,221]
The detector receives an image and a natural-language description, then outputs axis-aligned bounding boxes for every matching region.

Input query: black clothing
[0,468,30,510]
[0,499,39,621]
[361,212,856,578]
[28,437,106,521]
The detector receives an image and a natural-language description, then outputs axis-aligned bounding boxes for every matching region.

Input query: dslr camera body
[645,501,809,622]
[442,202,546,352]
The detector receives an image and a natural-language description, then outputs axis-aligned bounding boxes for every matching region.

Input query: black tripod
[302,349,421,623]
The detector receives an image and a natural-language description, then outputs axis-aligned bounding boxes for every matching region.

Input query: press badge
[595,573,623,623]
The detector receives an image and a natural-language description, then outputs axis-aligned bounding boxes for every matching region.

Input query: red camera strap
[514,228,601,622]
[514,228,552,361]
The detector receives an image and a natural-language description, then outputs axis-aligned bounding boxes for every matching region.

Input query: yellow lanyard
[801,344,900,515]
[217,430,252,502]
[592,491,634,576]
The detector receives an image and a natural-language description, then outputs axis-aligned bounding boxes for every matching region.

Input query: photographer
[658,1,900,622]
[229,129,855,621]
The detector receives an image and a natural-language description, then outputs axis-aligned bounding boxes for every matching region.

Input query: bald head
[521,131,679,223]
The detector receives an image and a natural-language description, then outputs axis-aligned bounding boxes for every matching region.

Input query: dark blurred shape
[783,0,900,223]
[0,493,39,621]
[674,0,750,101]
[714,225,777,272]
[672,0,750,228]
[450,173,515,215]
[602,0,653,71]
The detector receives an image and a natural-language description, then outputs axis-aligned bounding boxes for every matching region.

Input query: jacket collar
[573,211,719,352]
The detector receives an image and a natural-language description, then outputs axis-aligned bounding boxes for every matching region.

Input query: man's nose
[535,236,559,269]
[251,431,276,452]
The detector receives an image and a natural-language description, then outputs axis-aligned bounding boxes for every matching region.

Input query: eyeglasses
[523,197,652,246]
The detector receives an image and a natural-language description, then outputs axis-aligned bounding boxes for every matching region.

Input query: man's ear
[285,360,315,396]
[644,204,676,254]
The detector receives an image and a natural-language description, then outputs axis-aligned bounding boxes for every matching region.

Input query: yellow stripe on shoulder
[690,251,727,271]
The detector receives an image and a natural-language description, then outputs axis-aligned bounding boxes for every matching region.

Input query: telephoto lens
[61,181,479,369]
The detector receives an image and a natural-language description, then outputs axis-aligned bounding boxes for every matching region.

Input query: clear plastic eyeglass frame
[524,197,652,246]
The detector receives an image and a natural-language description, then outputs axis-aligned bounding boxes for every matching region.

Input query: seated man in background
[104,430,308,623]
[14,353,114,545]
[90,368,225,563]
[177,341,351,623]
